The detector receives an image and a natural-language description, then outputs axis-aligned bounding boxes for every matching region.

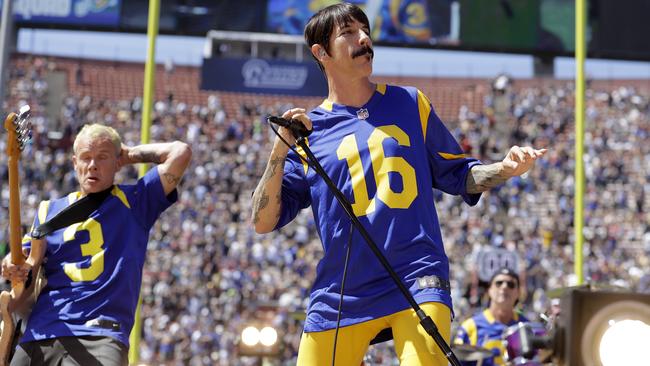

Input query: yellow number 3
[336,125,418,217]
[63,218,105,282]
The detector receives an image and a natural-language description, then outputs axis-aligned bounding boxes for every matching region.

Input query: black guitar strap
[30,186,114,239]
[8,187,114,360]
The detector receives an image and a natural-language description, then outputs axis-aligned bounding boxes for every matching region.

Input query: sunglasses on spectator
[493,280,517,289]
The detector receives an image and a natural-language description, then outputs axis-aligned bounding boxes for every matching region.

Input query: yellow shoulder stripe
[483,308,496,324]
[438,152,467,160]
[23,200,50,243]
[376,83,386,95]
[295,138,310,174]
[111,186,131,209]
[320,99,333,111]
[37,200,50,225]
[465,318,478,345]
[416,90,431,141]
[67,191,80,205]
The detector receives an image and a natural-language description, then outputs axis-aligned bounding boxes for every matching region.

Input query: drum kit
[453,322,552,366]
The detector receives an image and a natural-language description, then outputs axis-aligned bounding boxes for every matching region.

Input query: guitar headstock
[4,105,32,158]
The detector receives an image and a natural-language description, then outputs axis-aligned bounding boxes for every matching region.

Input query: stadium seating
[2,53,648,365]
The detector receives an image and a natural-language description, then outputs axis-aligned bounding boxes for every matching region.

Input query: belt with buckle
[85,319,121,331]
[416,275,451,292]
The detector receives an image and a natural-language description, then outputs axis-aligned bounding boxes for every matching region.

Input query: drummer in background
[454,268,527,366]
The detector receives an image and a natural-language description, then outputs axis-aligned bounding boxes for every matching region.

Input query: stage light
[580,299,650,366]
[238,323,282,357]
[241,326,260,346]
[599,319,650,366]
[553,287,650,366]
[259,326,278,347]
[237,304,283,358]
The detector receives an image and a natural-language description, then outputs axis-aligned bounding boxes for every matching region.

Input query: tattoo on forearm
[275,191,282,219]
[162,173,181,186]
[263,156,284,183]
[133,151,163,164]
[253,189,270,224]
[252,154,285,224]
[466,164,509,194]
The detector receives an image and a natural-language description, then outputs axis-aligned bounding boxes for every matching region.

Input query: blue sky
[17,28,650,79]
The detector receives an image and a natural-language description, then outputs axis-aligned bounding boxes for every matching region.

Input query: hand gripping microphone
[267,116,313,139]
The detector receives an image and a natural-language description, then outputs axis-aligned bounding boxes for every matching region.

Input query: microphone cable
[268,119,315,171]
[267,118,358,366]
[331,225,354,366]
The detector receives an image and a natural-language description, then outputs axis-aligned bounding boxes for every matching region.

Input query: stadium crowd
[1,56,649,365]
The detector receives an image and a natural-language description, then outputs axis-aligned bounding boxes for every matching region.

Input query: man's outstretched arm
[467,146,547,194]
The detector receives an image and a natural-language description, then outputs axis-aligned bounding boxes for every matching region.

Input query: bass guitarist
[1,124,191,366]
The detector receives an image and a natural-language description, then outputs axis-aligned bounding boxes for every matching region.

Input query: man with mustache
[251,3,546,365]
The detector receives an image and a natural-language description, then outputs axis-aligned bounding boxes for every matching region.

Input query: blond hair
[73,124,122,155]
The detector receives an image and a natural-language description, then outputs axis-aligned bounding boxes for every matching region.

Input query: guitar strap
[31,186,114,239]
[5,187,114,361]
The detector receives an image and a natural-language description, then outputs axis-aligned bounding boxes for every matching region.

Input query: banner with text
[201,57,327,97]
[1,0,121,27]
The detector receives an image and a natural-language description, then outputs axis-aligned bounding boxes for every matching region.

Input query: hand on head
[117,144,131,170]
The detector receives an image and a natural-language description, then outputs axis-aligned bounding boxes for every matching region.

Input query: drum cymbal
[452,343,493,361]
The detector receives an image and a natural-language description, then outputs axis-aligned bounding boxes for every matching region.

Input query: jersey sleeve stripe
[295,137,310,174]
[466,318,478,345]
[111,186,131,209]
[23,200,50,243]
[320,99,333,111]
[438,152,468,160]
[483,308,496,323]
[37,200,50,227]
[416,90,431,141]
[67,192,80,205]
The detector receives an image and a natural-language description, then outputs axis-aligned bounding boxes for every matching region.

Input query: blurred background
[0,0,649,365]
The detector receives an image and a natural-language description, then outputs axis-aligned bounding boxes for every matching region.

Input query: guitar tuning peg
[19,136,31,148]
[18,105,31,120]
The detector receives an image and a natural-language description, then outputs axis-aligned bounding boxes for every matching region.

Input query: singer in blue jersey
[251,3,546,365]
[2,124,192,366]
[454,268,529,366]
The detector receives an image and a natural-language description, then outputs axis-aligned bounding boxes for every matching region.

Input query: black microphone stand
[292,133,463,366]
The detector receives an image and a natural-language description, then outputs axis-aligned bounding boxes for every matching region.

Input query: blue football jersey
[276,83,482,332]
[21,167,177,346]
[454,309,529,366]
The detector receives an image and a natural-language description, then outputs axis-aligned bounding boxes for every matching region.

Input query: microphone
[267,115,313,139]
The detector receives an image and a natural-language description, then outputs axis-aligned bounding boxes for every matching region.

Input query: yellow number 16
[336,125,418,217]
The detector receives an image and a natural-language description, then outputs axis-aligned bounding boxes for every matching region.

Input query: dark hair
[489,267,519,287]
[488,267,521,306]
[304,2,370,72]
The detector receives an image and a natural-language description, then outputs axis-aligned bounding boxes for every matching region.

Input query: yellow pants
[296,301,451,366]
